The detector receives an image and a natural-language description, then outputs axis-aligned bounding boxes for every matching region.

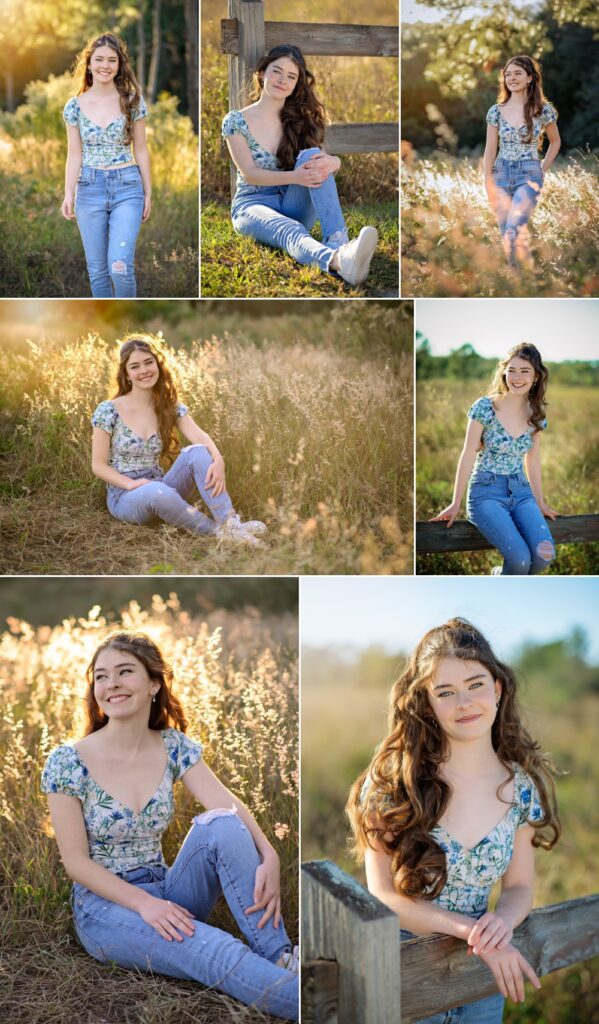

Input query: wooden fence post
[227,0,265,194]
[302,860,401,1023]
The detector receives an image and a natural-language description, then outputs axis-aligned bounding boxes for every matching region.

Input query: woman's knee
[181,443,212,471]
[503,548,532,574]
[531,539,555,573]
[192,808,250,845]
[294,146,322,167]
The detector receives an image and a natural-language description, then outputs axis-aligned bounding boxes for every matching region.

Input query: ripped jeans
[490,159,544,267]
[106,445,234,536]
[75,165,145,297]
[231,147,349,272]
[71,812,298,1020]
[467,470,555,575]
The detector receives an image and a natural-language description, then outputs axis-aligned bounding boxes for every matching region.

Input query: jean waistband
[80,164,140,181]
[116,864,166,883]
[494,158,540,168]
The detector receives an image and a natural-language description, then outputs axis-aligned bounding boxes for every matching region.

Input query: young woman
[91,335,265,546]
[430,343,558,575]
[222,44,378,287]
[61,33,151,297]
[347,618,560,1023]
[41,631,298,1020]
[484,55,560,269]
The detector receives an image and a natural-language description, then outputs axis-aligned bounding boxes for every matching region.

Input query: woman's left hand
[538,500,559,520]
[205,457,226,497]
[303,152,340,185]
[467,912,513,955]
[245,850,281,929]
[142,194,152,222]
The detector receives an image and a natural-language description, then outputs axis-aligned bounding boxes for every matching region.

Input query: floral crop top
[361,763,543,916]
[64,95,148,168]
[91,399,188,476]
[468,396,546,475]
[41,728,203,874]
[486,103,557,161]
[222,110,280,191]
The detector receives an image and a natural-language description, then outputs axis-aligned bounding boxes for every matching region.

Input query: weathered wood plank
[302,860,401,1023]
[302,960,339,1023]
[221,20,399,57]
[417,514,599,553]
[227,0,265,193]
[325,122,398,153]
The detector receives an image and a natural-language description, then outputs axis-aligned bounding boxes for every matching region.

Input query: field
[0,80,198,298]
[200,0,399,297]
[0,306,413,576]
[416,378,599,575]
[402,154,599,297]
[301,639,599,1023]
[0,592,298,1023]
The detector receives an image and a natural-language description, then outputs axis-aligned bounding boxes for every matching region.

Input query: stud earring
[152,692,157,703]
[496,697,501,707]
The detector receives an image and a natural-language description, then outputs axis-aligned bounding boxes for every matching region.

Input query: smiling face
[504,61,532,96]
[504,355,537,396]
[261,55,300,99]
[92,647,159,718]
[89,44,120,86]
[124,347,160,391]
[428,657,501,741]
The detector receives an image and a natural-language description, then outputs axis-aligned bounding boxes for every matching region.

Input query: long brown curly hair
[71,33,143,145]
[114,335,181,468]
[250,45,325,170]
[346,618,560,902]
[497,54,555,149]
[85,632,188,735]
[488,343,549,433]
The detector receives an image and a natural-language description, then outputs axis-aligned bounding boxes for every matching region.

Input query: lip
[455,713,482,723]
[106,694,131,704]
[274,85,286,91]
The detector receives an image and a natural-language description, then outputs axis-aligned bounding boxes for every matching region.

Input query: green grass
[200,200,398,297]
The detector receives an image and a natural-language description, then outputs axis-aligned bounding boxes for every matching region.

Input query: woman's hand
[538,499,559,520]
[303,153,340,183]
[127,477,153,491]
[245,850,281,929]
[142,193,152,222]
[484,176,497,206]
[429,501,461,528]
[467,912,513,955]
[474,942,541,1003]
[294,162,328,188]
[61,195,76,220]
[137,893,196,942]
[205,456,226,497]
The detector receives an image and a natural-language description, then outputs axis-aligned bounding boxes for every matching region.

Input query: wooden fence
[221,0,398,190]
[302,859,599,1024]
[417,513,599,554]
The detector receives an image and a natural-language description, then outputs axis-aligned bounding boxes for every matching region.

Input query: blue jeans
[231,147,349,272]
[75,164,145,297]
[107,445,234,535]
[71,812,298,1019]
[467,470,555,575]
[491,159,544,266]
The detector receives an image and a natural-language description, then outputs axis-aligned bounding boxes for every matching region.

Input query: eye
[469,682,484,690]
[436,690,453,698]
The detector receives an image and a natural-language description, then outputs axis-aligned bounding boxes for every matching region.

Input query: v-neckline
[111,401,158,443]
[490,399,530,440]
[77,97,124,131]
[239,111,280,159]
[71,730,169,817]
[498,107,528,133]
[433,766,519,853]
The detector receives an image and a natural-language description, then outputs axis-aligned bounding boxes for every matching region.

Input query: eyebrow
[432,673,486,692]
[273,64,297,75]
[95,661,136,674]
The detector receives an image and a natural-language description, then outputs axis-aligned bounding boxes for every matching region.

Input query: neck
[255,91,285,117]
[442,732,499,777]
[99,716,157,756]
[88,81,119,97]
[126,386,155,408]
[499,390,530,408]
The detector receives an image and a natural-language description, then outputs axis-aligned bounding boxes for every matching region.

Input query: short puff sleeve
[165,728,203,781]
[222,110,245,139]
[468,396,493,426]
[517,774,544,827]
[540,103,557,127]
[63,97,80,126]
[132,95,148,121]
[486,105,500,128]
[91,400,117,433]
[41,745,88,798]
[176,402,189,418]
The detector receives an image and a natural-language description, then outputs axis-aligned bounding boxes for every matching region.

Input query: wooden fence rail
[417,513,599,554]
[302,859,599,1024]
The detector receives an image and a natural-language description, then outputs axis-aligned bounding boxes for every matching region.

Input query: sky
[415,299,599,360]
[300,577,599,661]
[401,0,527,23]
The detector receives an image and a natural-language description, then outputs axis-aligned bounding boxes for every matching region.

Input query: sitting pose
[484,55,560,269]
[347,618,560,1023]
[430,343,558,575]
[91,335,265,545]
[222,44,378,287]
[61,33,151,297]
[41,631,298,1019]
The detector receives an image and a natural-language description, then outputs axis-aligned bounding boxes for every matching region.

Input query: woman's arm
[429,418,483,527]
[91,427,151,491]
[225,134,325,188]
[132,118,152,222]
[61,124,82,220]
[177,413,227,498]
[182,758,282,927]
[524,433,558,518]
[483,124,499,203]
[541,121,561,175]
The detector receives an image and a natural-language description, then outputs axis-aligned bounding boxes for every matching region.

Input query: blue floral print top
[41,728,203,874]
[486,103,557,161]
[64,95,148,168]
[91,399,189,475]
[361,762,543,916]
[468,396,546,475]
[222,110,280,191]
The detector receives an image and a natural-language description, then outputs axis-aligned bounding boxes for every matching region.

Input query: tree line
[416,336,599,387]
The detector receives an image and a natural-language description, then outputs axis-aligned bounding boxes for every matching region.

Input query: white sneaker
[278,945,299,973]
[216,515,263,548]
[223,512,267,536]
[490,566,503,576]
[335,226,378,285]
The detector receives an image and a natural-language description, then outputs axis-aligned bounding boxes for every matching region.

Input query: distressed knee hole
[111,259,127,274]
[537,540,555,561]
[193,806,242,826]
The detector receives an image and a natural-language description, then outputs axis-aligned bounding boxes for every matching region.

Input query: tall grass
[0,596,298,1023]
[416,378,599,575]
[402,154,599,297]
[0,312,413,575]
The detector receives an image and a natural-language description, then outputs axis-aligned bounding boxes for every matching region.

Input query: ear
[494,680,502,703]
